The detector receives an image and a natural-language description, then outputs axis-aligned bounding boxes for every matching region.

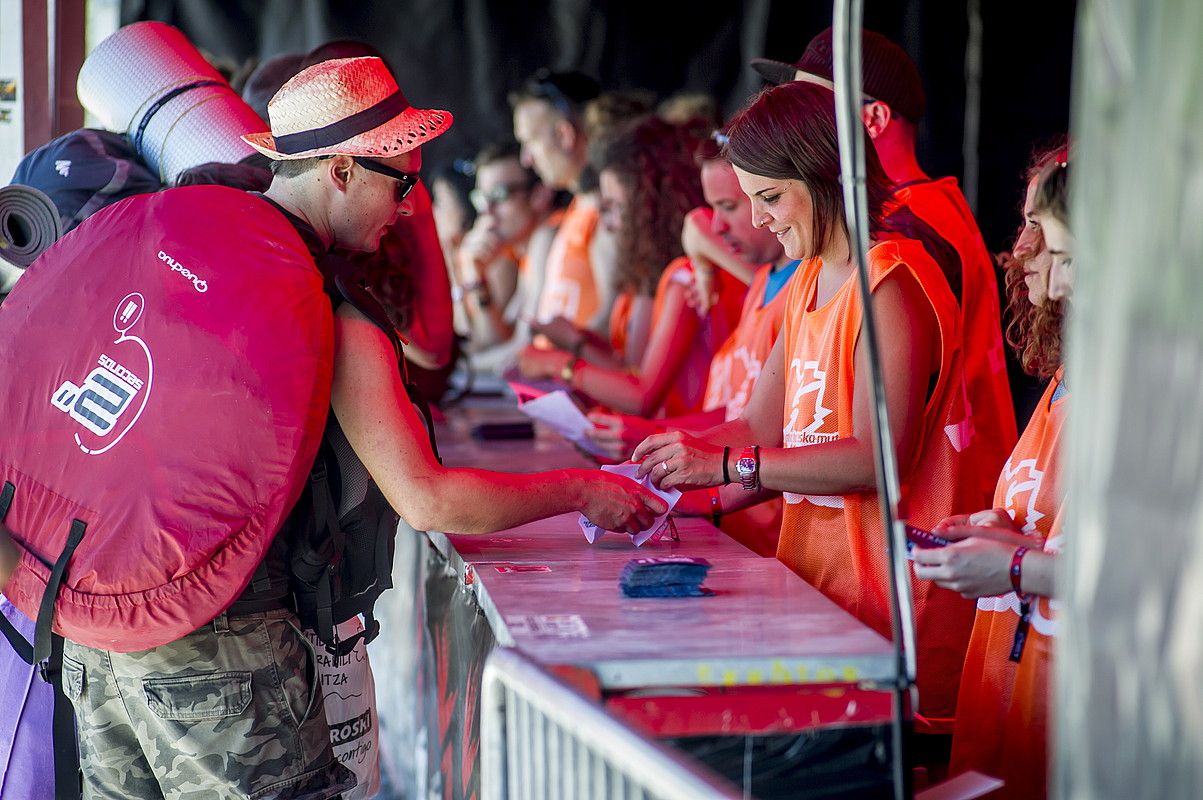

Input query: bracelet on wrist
[708,487,723,527]
[560,357,581,386]
[721,446,731,485]
[1010,546,1029,595]
[463,280,492,307]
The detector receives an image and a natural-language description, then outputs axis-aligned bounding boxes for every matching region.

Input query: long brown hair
[1001,142,1068,380]
[589,115,707,295]
[722,81,894,259]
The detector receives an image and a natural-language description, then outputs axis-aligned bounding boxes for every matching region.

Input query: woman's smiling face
[732,165,818,261]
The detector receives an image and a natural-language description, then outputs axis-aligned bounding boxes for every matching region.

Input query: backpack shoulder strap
[333,274,439,459]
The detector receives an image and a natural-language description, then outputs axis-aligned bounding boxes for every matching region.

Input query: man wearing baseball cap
[754,29,1018,523]
[59,57,666,800]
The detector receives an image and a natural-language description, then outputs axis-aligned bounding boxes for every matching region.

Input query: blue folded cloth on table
[619,556,711,598]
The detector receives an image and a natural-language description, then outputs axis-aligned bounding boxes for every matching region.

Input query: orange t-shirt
[892,179,1017,508]
[776,240,983,723]
[537,196,602,328]
[950,370,1066,795]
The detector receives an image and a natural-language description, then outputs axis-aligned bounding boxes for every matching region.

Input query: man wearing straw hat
[56,56,666,800]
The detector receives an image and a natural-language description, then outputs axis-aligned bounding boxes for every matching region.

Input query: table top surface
[428,399,897,690]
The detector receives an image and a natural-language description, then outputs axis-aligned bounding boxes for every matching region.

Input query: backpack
[10,128,163,235]
[0,184,332,660]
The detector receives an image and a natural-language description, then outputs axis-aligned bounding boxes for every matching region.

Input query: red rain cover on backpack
[0,185,332,653]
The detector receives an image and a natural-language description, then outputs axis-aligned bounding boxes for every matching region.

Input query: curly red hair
[1001,141,1068,380]
[589,115,707,295]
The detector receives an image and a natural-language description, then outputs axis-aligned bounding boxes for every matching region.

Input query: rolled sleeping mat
[0,185,62,268]
[76,21,262,184]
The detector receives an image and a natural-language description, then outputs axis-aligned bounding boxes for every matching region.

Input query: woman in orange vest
[633,81,991,724]
[518,116,745,418]
[584,135,796,556]
[913,148,1072,799]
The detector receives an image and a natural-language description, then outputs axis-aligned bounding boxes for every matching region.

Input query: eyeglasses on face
[470,180,536,211]
[353,156,420,204]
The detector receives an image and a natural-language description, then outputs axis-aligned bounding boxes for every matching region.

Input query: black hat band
[273,90,411,155]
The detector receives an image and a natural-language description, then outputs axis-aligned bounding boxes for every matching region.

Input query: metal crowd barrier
[481,647,741,800]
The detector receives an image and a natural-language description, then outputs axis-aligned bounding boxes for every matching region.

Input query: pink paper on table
[516,389,610,457]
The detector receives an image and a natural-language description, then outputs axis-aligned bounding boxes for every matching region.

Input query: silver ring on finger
[660,461,671,474]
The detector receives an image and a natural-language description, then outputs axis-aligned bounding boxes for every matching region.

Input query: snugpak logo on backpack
[50,292,154,455]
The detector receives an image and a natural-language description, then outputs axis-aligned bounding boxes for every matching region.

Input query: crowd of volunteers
[0,23,1078,800]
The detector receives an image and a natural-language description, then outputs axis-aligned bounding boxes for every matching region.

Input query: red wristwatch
[735,445,760,491]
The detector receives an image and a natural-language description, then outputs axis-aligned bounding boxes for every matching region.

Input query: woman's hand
[518,346,570,380]
[580,472,669,533]
[933,507,1016,533]
[585,412,662,462]
[457,215,504,284]
[632,430,726,491]
[912,526,1032,598]
[912,535,1017,598]
[529,315,584,351]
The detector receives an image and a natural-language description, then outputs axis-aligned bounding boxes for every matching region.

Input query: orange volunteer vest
[703,262,794,557]
[704,263,791,422]
[950,370,1067,794]
[893,178,1017,507]
[537,196,602,328]
[650,257,745,417]
[996,510,1063,799]
[776,239,984,724]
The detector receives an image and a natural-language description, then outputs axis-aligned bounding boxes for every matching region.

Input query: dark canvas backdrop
[121,0,1074,252]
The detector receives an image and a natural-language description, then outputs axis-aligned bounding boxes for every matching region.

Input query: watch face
[736,456,755,474]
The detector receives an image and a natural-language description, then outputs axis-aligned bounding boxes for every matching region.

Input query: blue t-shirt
[763,259,801,306]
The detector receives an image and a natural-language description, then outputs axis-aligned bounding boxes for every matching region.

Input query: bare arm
[332,303,667,533]
[466,224,559,375]
[681,208,757,286]
[584,224,619,335]
[393,183,454,368]
[531,281,700,417]
[913,527,1058,599]
[460,255,519,350]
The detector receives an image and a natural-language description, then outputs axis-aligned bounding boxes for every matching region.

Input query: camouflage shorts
[62,609,356,800]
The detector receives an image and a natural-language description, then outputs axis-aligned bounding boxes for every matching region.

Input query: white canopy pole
[832,1,918,796]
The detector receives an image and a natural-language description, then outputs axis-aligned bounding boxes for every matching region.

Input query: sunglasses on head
[525,68,577,118]
[353,156,420,203]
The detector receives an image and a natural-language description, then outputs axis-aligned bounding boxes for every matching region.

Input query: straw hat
[242,56,452,160]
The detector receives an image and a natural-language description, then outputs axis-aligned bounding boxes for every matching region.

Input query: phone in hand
[905,524,951,559]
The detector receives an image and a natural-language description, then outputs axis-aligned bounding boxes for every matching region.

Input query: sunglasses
[353,157,420,204]
[470,180,536,212]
